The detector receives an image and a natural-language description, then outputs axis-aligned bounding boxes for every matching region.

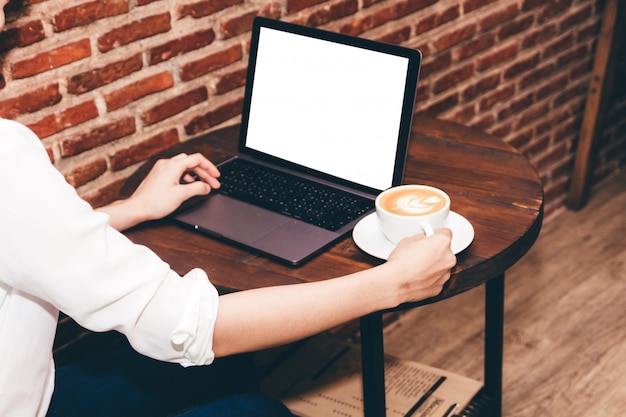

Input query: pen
[442,403,459,417]
[403,375,447,417]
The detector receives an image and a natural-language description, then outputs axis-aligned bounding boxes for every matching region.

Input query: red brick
[550,158,572,183]
[457,33,495,61]
[462,73,500,102]
[520,135,549,159]
[569,57,593,81]
[497,92,534,121]
[538,0,574,24]
[53,0,129,32]
[463,0,498,13]
[479,84,515,111]
[416,93,459,117]
[185,97,244,135]
[543,33,574,59]
[98,13,171,53]
[518,103,550,127]
[509,129,535,151]
[535,141,568,170]
[62,101,101,128]
[554,119,580,144]
[27,114,59,139]
[304,0,358,27]
[415,13,437,35]
[521,0,543,12]
[420,51,452,79]
[221,11,257,39]
[111,129,180,171]
[287,0,326,14]
[556,44,588,68]
[450,104,475,123]
[105,71,174,111]
[377,26,411,45]
[82,178,127,209]
[68,54,143,94]
[576,20,600,43]
[180,44,243,82]
[498,15,534,40]
[433,63,474,94]
[437,5,460,25]
[503,52,540,79]
[476,43,518,72]
[141,87,208,126]
[28,100,100,139]
[559,5,592,33]
[11,39,92,79]
[519,63,556,90]
[362,0,381,7]
[0,20,45,52]
[433,23,476,51]
[178,0,243,19]
[479,4,519,32]
[339,5,394,36]
[541,77,577,103]
[214,67,247,94]
[148,28,216,65]
[61,117,136,157]
[399,0,438,16]
[540,108,571,135]
[469,113,496,132]
[553,79,587,107]
[490,122,513,139]
[521,24,557,49]
[65,157,108,188]
[0,83,61,118]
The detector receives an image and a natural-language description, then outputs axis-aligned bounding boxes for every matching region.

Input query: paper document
[261,334,482,417]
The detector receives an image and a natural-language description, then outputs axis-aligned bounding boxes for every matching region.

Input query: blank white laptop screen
[245,26,411,191]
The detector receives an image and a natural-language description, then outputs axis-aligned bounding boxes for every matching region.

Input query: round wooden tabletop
[122,117,544,307]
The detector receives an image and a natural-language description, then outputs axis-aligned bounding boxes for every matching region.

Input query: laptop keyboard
[217,158,374,231]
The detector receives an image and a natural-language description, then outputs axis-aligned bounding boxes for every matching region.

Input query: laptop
[172,17,422,266]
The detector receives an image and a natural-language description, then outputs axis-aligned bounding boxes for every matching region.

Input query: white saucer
[352,211,474,260]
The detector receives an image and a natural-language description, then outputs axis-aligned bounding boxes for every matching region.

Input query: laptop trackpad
[173,194,288,242]
[173,194,336,249]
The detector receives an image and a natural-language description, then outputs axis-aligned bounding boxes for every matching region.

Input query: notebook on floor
[172,17,422,266]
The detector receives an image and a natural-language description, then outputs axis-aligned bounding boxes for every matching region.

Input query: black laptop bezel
[238,17,422,196]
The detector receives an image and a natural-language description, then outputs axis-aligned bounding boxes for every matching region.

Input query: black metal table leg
[484,273,505,417]
[360,312,386,417]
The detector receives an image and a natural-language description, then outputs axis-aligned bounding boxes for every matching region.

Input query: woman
[0,4,456,417]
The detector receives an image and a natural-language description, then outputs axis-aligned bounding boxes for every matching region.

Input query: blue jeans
[46,345,294,417]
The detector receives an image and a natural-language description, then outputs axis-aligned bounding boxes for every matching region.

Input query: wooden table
[121,117,544,417]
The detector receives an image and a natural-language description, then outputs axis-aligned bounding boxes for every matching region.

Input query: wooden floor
[379,169,626,417]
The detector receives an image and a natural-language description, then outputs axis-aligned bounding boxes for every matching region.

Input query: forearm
[211,232,455,358]
[96,198,150,231]
[212,264,401,357]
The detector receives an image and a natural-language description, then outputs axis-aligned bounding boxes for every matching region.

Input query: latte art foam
[379,188,447,216]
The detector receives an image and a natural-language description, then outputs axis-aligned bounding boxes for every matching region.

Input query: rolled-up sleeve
[0,119,219,366]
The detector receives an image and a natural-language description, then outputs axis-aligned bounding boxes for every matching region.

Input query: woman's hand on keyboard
[97,153,221,231]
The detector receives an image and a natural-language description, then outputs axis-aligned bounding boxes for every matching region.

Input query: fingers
[165,153,221,189]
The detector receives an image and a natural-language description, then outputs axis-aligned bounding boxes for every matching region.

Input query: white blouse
[0,119,219,417]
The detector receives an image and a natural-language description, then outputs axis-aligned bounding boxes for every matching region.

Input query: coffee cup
[375,184,450,244]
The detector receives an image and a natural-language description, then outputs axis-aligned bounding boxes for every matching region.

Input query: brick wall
[1,0,624,217]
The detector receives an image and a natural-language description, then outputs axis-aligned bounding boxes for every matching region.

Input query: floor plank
[381,169,626,416]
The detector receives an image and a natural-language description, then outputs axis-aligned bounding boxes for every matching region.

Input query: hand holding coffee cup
[375,184,450,244]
